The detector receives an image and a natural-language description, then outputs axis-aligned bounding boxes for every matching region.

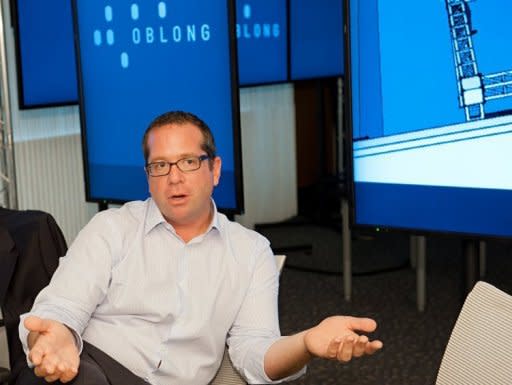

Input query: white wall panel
[236,85,297,228]
[14,134,96,243]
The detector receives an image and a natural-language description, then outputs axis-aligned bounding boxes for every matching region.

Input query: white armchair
[436,281,512,385]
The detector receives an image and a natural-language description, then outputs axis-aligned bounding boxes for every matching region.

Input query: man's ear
[212,156,222,186]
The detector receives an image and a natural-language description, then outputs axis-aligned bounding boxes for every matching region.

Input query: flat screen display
[235,0,288,86]
[13,0,78,108]
[348,0,512,238]
[73,0,243,212]
[289,0,344,80]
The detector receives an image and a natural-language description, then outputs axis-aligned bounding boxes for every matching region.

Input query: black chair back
[0,209,67,384]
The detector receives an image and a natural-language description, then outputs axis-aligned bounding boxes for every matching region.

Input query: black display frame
[71,0,245,216]
[343,0,512,240]
[11,0,79,109]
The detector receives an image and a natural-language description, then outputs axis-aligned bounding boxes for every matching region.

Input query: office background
[2,1,512,384]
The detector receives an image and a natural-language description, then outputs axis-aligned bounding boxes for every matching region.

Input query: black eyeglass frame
[145,154,210,177]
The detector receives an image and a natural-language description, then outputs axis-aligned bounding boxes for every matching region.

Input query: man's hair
[142,111,216,164]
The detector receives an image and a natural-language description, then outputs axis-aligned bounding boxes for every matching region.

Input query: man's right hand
[24,316,80,383]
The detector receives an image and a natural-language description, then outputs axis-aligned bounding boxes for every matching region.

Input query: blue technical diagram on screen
[290,0,344,80]
[349,0,512,237]
[74,0,242,211]
[14,0,78,108]
[235,0,287,86]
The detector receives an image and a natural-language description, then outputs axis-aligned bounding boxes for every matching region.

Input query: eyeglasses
[145,155,210,176]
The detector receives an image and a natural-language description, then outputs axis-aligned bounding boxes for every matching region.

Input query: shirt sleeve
[226,237,306,384]
[18,211,119,358]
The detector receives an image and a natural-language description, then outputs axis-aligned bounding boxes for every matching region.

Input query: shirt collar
[144,198,167,235]
[209,199,222,233]
[144,198,222,236]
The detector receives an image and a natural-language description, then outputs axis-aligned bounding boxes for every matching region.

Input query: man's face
[146,122,221,230]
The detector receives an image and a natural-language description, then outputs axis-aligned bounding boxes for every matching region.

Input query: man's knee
[69,359,109,385]
[13,366,44,385]
[13,359,109,385]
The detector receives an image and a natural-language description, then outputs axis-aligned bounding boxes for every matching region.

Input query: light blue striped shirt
[19,199,303,384]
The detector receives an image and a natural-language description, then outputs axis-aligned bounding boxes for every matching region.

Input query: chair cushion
[436,281,512,385]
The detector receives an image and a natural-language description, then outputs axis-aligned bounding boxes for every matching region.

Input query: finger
[42,356,70,383]
[29,337,58,365]
[365,340,384,355]
[44,373,61,383]
[337,336,355,362]
[24,316,42,331]
[326,337,342,359]
[28,346,45,366]
[41,353,60,376]
[352,335,368,357]
[47,365,71,384]
[59,352,80,383]
[56,361,68,375]
[60,366,79,383]
[344,317,378,333]
[34,365,49,378]
[24,316,52,333]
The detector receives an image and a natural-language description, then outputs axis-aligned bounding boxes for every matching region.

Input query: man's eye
[184,158,196,165]
[153,162,167,169]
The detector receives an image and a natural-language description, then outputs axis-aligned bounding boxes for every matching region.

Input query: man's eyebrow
[148,153,199,162]
[179,153,201,158]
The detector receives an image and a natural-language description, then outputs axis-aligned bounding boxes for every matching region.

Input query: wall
[236,85,297,228]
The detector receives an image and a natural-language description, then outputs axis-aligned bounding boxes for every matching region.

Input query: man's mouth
[169,193,188,202]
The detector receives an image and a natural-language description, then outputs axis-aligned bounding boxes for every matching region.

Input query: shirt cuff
[235,336,307,384]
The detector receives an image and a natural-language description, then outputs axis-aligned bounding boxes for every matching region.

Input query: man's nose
[167,164,183,183]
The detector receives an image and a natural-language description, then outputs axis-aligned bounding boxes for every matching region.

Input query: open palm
[304,316,383,362]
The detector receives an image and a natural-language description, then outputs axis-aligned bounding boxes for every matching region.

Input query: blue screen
[348,0,512,238]
[74,0,242,211]
[14,0,78,108]
[289,0,344,80]
[235,0,287,86]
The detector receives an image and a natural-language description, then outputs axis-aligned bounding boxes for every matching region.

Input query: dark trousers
[14,342,147,385]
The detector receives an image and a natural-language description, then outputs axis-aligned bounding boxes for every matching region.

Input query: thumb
[24,316,52,333]
[345,317,378,333]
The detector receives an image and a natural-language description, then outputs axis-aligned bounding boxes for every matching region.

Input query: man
[19,111,383,384]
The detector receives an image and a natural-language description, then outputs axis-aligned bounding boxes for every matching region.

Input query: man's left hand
[303,316,383,362]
